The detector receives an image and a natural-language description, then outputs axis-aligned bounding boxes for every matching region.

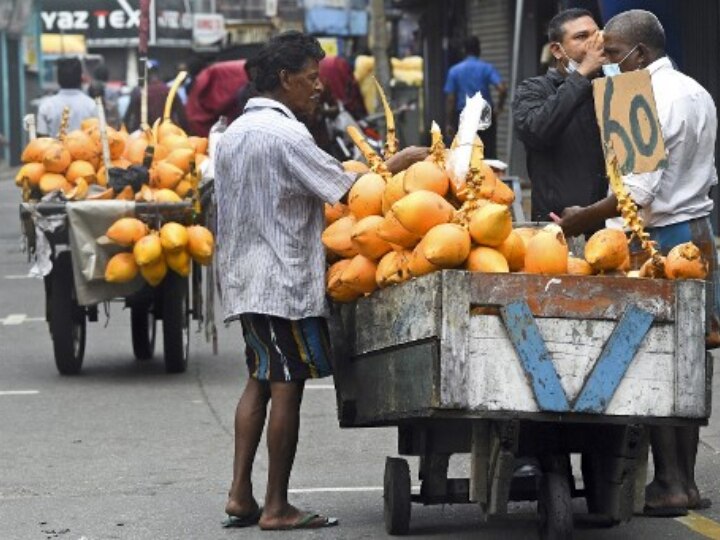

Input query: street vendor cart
[19,199,206,375]
[329,270,711,538]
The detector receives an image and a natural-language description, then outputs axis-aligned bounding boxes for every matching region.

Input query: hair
[57,57,83,89]
[547,8,594,43]
[93,65,109,82]
[605,9,666,53]
[245,31,325,93]
[464,36,481,56]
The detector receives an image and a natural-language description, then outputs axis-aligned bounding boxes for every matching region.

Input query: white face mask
[602,44,639,77]
[558,44,580,73]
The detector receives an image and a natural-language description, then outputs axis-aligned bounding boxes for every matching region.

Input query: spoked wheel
[384,457,411,536]
[538,470,573,540]
[49,252,86,375]
[131,304,156,361]
[162,271,189,373]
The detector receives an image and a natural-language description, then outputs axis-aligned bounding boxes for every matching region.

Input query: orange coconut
[584,228,630,272]
[105,253,139,283]
[351,215,393,260]
[42,144,72,174]
[407,243,441,277]
[65,160,97,184]
[497,230,526,272]
[187,136,208,155]
[160,222,189,252]
[15,162,45,187]
[514,227,540,248]
[165,148,195,174]
[325,202,350,226]
[140,256,168,287]
[106,217,148,247]
[327,259,360,302]
[161,133,193,152]
[339,254,378,295]
[348,173,385,219]
[155,161,185,190]
[21,137,56,163]
[567,256,594,276]
[154,188,182,203]
[342,160,370,174]
[468,202,512,247]
[392,190,455,236]
[39,173,69,194]
[421,223,471,268]
[466,246,510,273]
[107,128,126,159]
[382,170,407,215]
[524,224,569,275]
[186,225,214,263]
[403,161,449,196]
[165,248,191,277]
[322,215,358,258]
[376,250,410,288]
[81,117,100,132]
[63,130,100,162]
[665,242,708,280]
[133,233,163,266]
[377,210,422,249]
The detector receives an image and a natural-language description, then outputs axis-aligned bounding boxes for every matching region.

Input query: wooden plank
[440,271,471,407]
[470,421,490,506]
[353,272,442,354]
[469,273,676,322]
[499,301,570,412]
[573,305,654,413]
[674,280,707,417]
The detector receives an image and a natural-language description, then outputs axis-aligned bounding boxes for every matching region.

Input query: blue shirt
[444,56,502,110]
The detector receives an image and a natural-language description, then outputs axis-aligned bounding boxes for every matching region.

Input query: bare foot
[225,497,260,518]
[259,504,335,530]
[687,486,711,509]
[645,479,689,511]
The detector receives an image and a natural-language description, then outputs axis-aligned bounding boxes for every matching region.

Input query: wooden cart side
[674,280,707,416]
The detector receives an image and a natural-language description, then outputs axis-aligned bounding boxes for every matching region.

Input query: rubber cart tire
[538,471,573,540]
[384,457,411,536]
[49,252,86,375]
[131,305,156,361]
[162,271,189,373]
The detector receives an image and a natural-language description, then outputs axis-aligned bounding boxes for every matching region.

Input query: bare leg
[225,377,270,517]
[645,426,689,511]
[676,426,704,507]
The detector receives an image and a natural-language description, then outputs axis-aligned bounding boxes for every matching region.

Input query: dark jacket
[513,69,607,222]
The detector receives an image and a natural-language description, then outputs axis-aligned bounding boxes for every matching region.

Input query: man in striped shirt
[215,31,427,530]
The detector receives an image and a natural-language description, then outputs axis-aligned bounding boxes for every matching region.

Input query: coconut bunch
[102,217,214,287]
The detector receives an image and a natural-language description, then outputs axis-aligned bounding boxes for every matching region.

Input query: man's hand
[577,32,605,79]
[552,206,591,238]
[386,146,430,174]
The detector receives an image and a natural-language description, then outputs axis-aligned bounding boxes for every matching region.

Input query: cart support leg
[633,428,650,514]
[470,421,490,508]
[419,454,450,501]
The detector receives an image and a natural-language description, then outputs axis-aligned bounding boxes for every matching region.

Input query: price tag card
[593,70,667,174]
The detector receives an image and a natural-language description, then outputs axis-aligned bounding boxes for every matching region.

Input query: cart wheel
[162,272,189,373]
[538,471,573,540]
[49,252,86,375]
[131,305,156,361]
[384,457,411,536]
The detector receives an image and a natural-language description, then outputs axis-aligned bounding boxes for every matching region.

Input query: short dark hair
[464,36,480,56]
[57,57,83,89]
[246,31,325,93]
[93,65,109,82]
[605,9,666,53]
[547,8,594,43]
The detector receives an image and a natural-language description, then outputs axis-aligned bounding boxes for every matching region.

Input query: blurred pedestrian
[123,60,187,133]
[444,36,507,158]
[36,57,97,138]
[319,55,367,120]
[87,64,121,129]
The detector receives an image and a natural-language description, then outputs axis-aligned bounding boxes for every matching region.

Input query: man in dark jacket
[512,8,607,224]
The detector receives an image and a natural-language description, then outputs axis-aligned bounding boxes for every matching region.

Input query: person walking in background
[444,36,507,158]
[87,64,121,129]
[36,57,97,138]
[123,60,187,133]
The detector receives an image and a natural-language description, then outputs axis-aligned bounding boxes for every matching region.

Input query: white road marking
[305,384,335,390]
[0,314,45,325]
[0,390,39,396]
[4,275,33,279]
[289,486,420,494]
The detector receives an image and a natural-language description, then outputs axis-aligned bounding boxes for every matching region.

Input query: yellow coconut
[15,162,45,187]
[65,160,97,184]
[514,227,540,248]
[63,130,100,163]
[407,244,442,277]
[382,170,407,215]
[157,122,187,142]
[351,216,393,260]
[421,223,471,268]
[665,242,708,280]
[478,162,515,205]
[21,137,56,163]
[125,137,149,165]
[140,256,168,286]
[327,259,360,302]
[322,215,358,258]
[497,230,526,272]
[81,117,100,132]
[187,136,208,155]
[154,161,184,190]
[108,128,126,159]
[392,190,455,236]
[377,210,422,249]
[160,222,189,252]
[340,254,378,295]
[348,172,385,219]
[39,173,69,194]
[466,246,510,273]
[105,252,139,283]
[42,144,72,174]
[468,202,512,247]
[584,228,630,272]
[154,188,183,203]
[65,178,89,200]
[376,250,410,288]
[324,202,350,226]
[568,256,594,276]
[161,133,193,152]
[107,217,148,247]
[165,148,195,174]
[133,233,163,266]
[175,179,193,198]
[186,225,215,262]
[342,160,370,174]
[403,161,449,196]
[165,248,191,277]
[524,224,569,275]
[111,157,132,169]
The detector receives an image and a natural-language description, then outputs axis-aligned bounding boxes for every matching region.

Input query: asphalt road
[2,171,720,539]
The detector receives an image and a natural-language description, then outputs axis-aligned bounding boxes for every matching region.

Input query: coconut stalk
[95,97,112,173]
[346,125,391,180]
[163,71,188,122]
[373,77,397,159]
[429,121,446,168]
[58,106,71,140]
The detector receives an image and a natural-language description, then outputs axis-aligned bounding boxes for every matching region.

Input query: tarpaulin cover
[186,60,248,137]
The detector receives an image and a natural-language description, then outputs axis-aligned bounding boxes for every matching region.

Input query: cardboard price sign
[593,70,666,174]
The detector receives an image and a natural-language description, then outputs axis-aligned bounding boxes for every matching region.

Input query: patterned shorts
[239,313,334,382]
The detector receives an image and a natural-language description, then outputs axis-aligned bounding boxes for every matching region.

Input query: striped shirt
[37,89,97,137]
[215,97,356,322]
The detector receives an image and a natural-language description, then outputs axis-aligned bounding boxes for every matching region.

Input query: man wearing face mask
[556,9,719,517]
[512,8,607,226]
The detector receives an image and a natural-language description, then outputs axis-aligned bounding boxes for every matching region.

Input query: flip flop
[643,505,688,517]
[689,498,712,510]
[261,513,339,531]
[221,507,262,528]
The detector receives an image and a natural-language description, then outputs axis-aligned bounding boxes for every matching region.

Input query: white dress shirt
[609,56,718,229]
